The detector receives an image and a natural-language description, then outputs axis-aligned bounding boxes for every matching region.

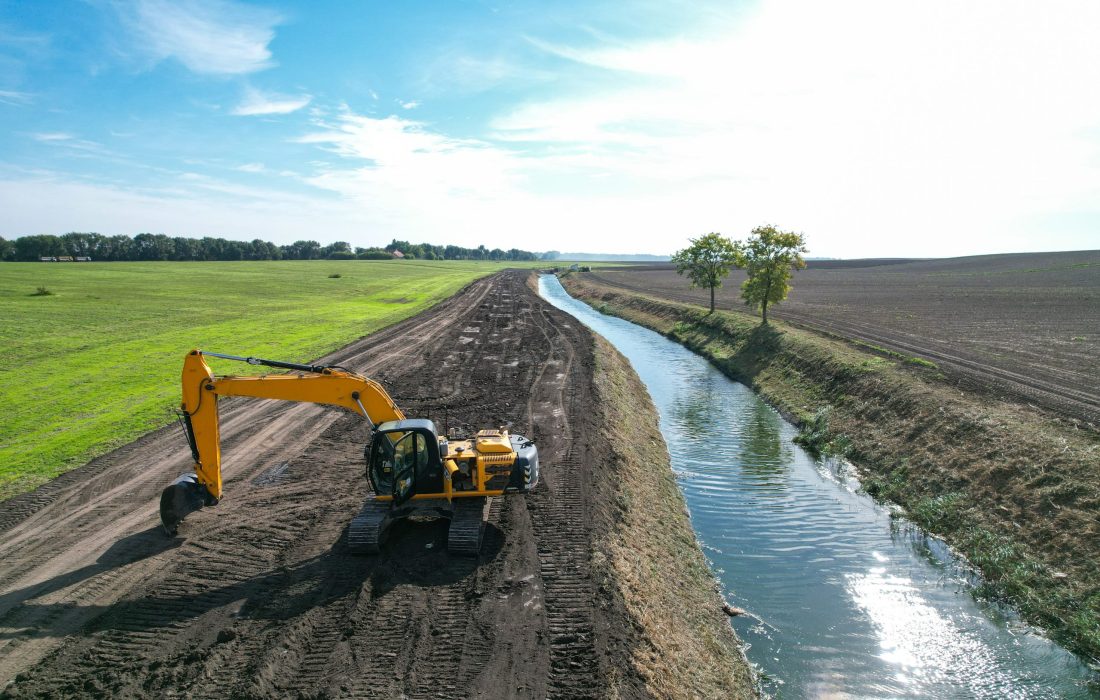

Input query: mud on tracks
[0,271,639,699]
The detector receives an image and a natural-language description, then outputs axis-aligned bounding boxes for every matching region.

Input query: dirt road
[0,271,631,698]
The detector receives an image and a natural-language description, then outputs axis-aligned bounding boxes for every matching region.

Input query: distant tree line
[0,233,542,262]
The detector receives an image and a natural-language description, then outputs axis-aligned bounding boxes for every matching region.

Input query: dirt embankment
[562,272,1100,662]
[586,335,755,697]
[0,270,753,699]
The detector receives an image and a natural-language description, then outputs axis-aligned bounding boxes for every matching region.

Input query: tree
[671,232,739,313]
[172,236,200,260]
[133,233,173,261]
[322,241,353,259]
[14,234,63,260]
[358,248,393,260]
[282,239,321,260]
[61,232,104,258]
[101,235,133,261]
[734,225,807,324]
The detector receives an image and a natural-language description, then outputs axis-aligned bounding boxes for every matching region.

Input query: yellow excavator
[159,350,539,555]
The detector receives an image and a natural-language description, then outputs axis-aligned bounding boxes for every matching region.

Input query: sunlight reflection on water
[540,275,1098,699]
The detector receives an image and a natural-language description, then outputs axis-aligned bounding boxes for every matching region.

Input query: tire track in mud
[1,271,611,699]
[523,303,602,699]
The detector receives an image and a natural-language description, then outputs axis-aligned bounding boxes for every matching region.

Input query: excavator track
[347,499,392,554]
[447,497,490,556]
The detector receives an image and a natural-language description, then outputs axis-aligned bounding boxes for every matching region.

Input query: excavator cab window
[369,430,427,505]
[391,432,426,505]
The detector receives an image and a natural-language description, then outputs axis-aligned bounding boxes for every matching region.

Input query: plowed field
[586,251,1100,424]
[0,271,628,698]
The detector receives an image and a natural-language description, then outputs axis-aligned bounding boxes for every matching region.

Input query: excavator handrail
[200,350,335,375]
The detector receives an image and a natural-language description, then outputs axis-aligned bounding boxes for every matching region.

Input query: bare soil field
[588,250,1100,424]
[0,271,675,698]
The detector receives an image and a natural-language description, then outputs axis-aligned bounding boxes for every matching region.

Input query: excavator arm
[160,349,404,534]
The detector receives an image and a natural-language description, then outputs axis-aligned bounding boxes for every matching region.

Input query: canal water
[539,275,1098,699]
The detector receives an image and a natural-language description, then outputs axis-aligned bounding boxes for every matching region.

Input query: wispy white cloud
[298,111,518,201]
[290,110,577,243]
[32,132,73,142]
[492,0,1100,256]
[0,173,350,240]
[113,0,281,75]
[232,87,312,116]
[31,132,110,155]
[0,89,34,106]
[287,109,731,252]
[419,52,554,95]
[235,162,266,173]
[399,99,420,110]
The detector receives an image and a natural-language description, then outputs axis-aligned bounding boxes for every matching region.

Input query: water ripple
[540,275,1099,699]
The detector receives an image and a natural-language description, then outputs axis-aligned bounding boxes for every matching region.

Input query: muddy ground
[587,251,1100,424]
[0,271,652,698]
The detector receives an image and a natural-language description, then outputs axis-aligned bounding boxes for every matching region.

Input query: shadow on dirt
[0,526,182,621]
[0,517,503,640]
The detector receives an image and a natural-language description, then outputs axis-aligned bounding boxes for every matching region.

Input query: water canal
[538,274,1097,698]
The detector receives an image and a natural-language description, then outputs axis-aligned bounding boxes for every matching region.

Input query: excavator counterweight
[159,350,538,555]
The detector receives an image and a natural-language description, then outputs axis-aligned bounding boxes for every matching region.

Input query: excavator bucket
[159,473,210,535]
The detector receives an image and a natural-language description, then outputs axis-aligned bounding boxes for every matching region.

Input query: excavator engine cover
[474,429,513,454]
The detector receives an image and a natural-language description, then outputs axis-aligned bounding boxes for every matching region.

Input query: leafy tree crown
[734,225,807,313]
[671,232,739,290]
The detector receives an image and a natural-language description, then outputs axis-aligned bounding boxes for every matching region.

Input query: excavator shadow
[0,526,183,629]
[361,516,504,602]
[0,518,503,640]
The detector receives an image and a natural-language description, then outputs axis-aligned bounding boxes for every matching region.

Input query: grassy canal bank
[589,335,757,698]
[561,272,1100,664]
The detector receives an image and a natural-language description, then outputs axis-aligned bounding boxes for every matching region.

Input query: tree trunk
[709,285,716,314]
[761,274,772,324]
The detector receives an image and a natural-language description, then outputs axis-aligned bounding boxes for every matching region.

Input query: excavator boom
[160,350,404,533]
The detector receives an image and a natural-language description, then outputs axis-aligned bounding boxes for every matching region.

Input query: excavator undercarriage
[159,350,538,556]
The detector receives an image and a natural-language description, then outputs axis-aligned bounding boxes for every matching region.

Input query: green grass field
[0,260,534,499]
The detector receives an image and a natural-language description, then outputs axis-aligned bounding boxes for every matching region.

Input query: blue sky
[1,0,1098,257]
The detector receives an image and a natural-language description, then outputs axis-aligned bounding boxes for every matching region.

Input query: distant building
[391,250,405,259]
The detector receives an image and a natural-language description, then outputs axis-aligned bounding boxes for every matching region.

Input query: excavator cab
[367,419,444,505]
